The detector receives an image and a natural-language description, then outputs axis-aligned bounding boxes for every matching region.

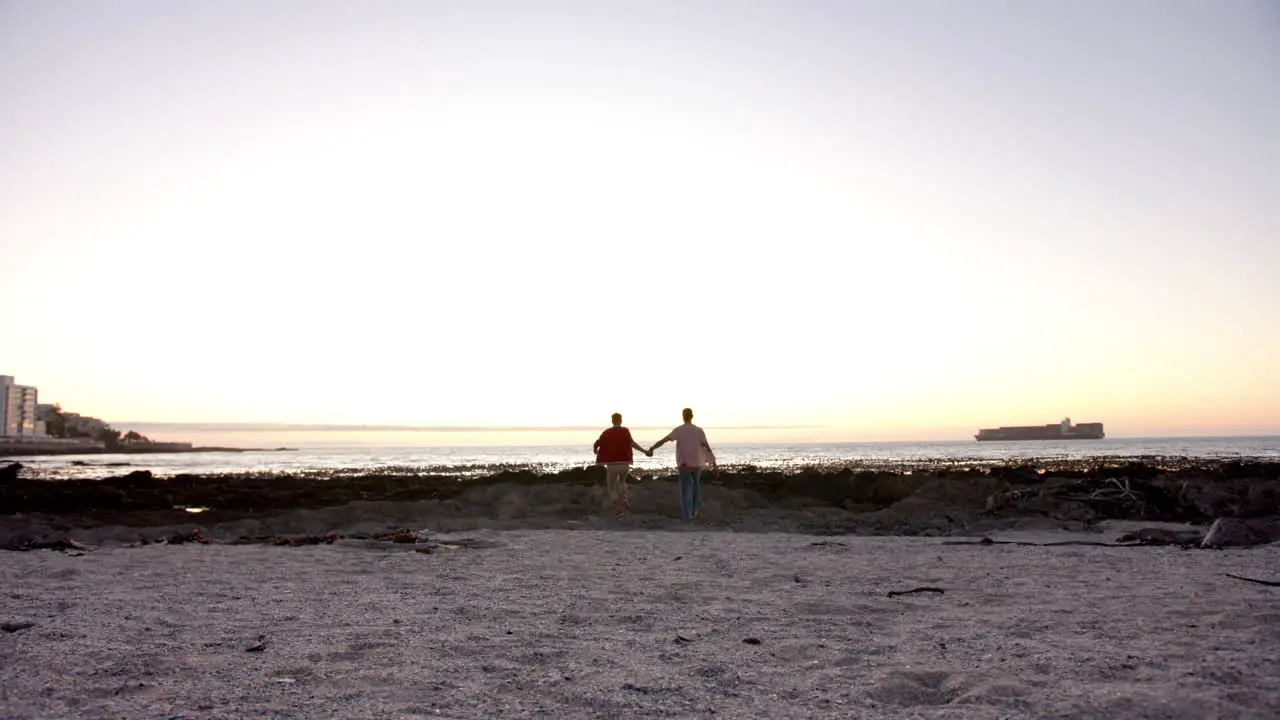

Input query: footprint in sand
[869,669,1029,708]
[867,669,960,707]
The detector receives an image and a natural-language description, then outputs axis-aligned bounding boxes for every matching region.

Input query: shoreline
[2,460,1277,546]
[0,445,289,458]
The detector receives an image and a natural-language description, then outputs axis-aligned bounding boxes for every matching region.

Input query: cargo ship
[975,417,1105,442]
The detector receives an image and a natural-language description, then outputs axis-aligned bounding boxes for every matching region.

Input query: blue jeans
[678,468,702,520]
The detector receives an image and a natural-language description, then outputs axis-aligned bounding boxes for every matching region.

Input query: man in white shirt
[649,408,715,520]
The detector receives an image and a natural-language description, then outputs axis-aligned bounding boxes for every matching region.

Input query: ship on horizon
[975,417,1105,442]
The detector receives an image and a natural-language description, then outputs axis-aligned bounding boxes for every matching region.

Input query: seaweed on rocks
[1,462,21,483]
[1,460,1278,539]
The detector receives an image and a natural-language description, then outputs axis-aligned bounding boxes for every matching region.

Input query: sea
[10,435,1280,480]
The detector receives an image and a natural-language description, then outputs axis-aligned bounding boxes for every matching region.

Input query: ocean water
[11,436,1280,480]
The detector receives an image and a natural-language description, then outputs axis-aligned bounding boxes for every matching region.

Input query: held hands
[644,448,654,457]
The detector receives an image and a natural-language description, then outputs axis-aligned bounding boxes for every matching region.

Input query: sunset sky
[2,0,1277,442]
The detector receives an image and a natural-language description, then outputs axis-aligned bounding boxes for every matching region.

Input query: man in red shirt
[593,413,652,518]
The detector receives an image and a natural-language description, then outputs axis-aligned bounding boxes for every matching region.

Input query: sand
[2,526,1278,719]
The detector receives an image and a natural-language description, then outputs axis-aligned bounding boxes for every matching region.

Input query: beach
[5,0,1277,716]
[2,527,1278,719]
[3,460,1279,718]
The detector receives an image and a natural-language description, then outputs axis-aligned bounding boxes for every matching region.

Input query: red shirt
[594,426,634,464]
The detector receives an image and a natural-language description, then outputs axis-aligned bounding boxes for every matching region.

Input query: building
[61,412,108,438]
[0,375,41,437]
[36,403,59,423]
[29,401,112,441]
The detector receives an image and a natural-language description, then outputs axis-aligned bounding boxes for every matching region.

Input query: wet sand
[2,526,1278,719]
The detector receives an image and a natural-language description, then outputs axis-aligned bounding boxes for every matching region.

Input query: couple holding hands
[593,408,715,520]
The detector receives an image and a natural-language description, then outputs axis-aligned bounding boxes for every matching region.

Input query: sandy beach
[5,1,1277,718]
[2,525,1278,719]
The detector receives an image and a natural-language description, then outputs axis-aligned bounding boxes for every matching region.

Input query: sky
[1,0,1277,442]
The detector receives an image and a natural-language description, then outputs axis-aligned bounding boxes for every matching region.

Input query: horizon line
[109,422,826,432]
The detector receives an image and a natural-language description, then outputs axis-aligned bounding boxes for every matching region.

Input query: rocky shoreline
[0,445,284,458]
[1,460,1277,547]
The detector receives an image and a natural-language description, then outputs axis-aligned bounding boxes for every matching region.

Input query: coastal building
[61,412,108,438]
[0,375,41,437]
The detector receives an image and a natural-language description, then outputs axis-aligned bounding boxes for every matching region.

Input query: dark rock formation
[1115,527,1204,547]
[1,461,1277,538]
[1201,517,1280,548]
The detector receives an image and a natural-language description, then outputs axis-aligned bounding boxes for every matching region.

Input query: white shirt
[665,423,709,470]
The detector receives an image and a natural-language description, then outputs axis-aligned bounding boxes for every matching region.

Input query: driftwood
[943,538,1135,548]
[887,587,945,598]
[1225,573,1280,587]
[947,520,1278,550]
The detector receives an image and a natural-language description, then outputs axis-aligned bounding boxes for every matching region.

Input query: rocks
[1201,517,1280,548]
[4,538,91,553]
[1114,528,1204,547]
[716,469,933,509]
[1,621,35,632]
[106,469,155,485]
[1175,474,1276,519]
[271,534,337,547]
[988,465,1043,485]
[164,529,211,545]
[1220,462,1280,480]
[984,473,1217,525]
[2,461,1278,538]
[0,462,21,483]
[375,529,430,544]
